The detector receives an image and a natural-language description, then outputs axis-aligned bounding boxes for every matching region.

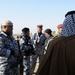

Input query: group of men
[0,20,54,75]
[36,11,75,75]
[1,10,75,75]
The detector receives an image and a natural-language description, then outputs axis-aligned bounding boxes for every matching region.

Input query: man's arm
[0,37,11,57]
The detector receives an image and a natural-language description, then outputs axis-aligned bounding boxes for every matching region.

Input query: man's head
[57,24,62,34]
[61,11,75,37]
[22,27,30,36]
[1,20,13,35]
[44,29,52,38]
[37,24,43,33]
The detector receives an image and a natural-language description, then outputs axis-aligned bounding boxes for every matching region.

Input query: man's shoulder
[0,33,6,39]
[50,36,65,47]
[42,33,45,36]
[0,32,7,38]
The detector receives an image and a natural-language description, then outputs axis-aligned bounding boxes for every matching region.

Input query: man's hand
[36,39,40,43]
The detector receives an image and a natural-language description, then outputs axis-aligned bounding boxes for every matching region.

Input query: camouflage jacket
[20,36,35,56]
[0,31,19,74]
[32,33,46,47]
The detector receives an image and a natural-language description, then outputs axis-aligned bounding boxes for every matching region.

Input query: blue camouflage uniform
[20,36,31,75]
[31,33,46,74]
[0,31,19,75]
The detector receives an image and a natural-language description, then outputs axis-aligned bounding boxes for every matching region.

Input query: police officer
[20,27,34,75]
[57,24,62,34]
[56,24,63,37]
[0,20,21,75]
[31,24,46,74]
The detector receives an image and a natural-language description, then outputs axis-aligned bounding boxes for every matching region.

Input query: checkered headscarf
[61,13,75,37]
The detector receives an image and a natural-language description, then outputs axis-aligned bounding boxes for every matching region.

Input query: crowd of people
[0,10,75,75]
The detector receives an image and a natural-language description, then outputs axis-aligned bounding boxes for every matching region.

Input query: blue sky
[0,0,75,34]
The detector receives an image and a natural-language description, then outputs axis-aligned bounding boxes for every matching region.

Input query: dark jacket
[36,35,75,75]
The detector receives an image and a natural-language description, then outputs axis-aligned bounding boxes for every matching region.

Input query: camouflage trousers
[23,56,30,75]
[0,68,19,75]
[30,48,44,74]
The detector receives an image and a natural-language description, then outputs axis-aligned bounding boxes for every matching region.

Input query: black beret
[22,27,29,33]
[45,29,52,35]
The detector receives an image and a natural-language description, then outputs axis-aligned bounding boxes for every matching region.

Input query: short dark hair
[22,27,29,33]
[45,29,52,36]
